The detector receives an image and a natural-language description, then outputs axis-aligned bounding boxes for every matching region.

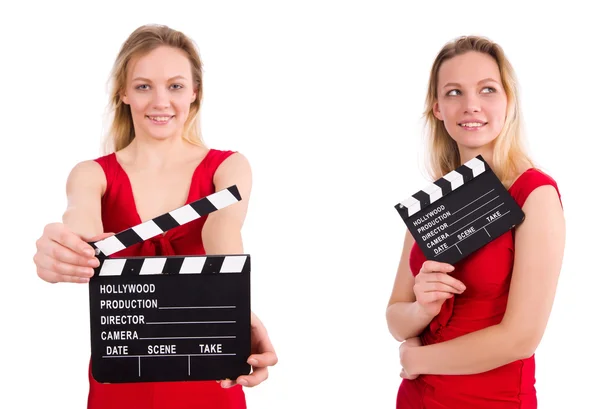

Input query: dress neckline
[111,149,213,228]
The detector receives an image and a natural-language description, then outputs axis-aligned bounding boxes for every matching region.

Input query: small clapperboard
[395,156,525,265]
[87,185,251,384]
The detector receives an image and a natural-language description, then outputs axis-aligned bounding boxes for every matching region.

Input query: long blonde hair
[423,36,534,188]
[102,24,204,154]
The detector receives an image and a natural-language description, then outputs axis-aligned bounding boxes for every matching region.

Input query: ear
[433,101,443,121]
[191,87,198,103]
[121,91,129,105]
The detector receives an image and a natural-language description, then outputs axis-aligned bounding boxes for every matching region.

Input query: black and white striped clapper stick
[394,155,525,264]
[87,185,251,384]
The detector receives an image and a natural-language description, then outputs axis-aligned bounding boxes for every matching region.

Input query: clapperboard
[88,185,251,384]
[395,156,525,264]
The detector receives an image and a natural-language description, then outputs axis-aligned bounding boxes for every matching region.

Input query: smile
[459,122,487,130]
[146,115,174,124]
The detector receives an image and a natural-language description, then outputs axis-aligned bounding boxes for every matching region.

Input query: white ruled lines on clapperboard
[88,185,251,384]
[395,156,525,264]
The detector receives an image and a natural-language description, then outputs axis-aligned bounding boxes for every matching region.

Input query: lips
[146,115,174,124]
[459,120,487,130]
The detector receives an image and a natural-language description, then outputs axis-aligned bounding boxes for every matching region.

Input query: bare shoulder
[66,160,106,195]
[516,183,564,239]
[522,184,562,212]
[214,152,252,192]
[215,152,252,177]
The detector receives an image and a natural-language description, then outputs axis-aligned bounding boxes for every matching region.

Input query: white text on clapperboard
[411,198,504,255]
[98,284,224,356]
[412,205,453,254]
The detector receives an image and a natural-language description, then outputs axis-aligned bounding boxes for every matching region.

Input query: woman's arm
[62,160,106,238]
[34,160,107,284]
[201,152,278,388]
[201,153,251,254]
[387,230,467,342]
[386,230,438,341]
[401,185,565,375]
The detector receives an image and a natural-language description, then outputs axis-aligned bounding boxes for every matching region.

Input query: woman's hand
[220,312,278,388]
[33,223,111,284]
[400,336,422,380]
[413,260,465,317]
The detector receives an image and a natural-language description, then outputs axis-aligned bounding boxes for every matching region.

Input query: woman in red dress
[33,24,277,408]
[386,36,565,408]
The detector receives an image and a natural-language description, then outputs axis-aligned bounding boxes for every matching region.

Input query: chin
[144,128,179,141]
[452,133,497,150]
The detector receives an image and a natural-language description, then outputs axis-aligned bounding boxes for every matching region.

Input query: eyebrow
[132,75,188,82]
[442,78,501,88]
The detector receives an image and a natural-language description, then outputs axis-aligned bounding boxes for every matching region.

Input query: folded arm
[402,185,565,375]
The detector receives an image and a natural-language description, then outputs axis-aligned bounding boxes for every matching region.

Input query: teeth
[461,122,484,127]
[148,116,171,122]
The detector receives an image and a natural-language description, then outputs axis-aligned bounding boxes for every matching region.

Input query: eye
[171,84,184,90]
[135,84,149,90]
[446,89,461,96]
[481,86,496,93]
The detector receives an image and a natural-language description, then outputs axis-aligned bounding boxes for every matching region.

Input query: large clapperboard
[395,156,525,264]
[88,185,251,384]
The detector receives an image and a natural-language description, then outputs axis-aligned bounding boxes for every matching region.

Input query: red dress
[396,168,562,409]
[87,149,246,409]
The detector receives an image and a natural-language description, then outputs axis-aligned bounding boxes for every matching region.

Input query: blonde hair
[102,24,204,154]
[423,35,535,188]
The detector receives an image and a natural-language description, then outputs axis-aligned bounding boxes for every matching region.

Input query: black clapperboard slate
[395,156,525,264]
[88,185,251,383]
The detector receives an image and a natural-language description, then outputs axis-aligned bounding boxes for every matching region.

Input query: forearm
[202,218,244,254]
[404,323,528,375]
[386,301,435,342]
[62,160,105,240]
[62,207,103,240]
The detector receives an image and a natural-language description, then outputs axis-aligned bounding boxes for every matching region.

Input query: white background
[1,1,598,408]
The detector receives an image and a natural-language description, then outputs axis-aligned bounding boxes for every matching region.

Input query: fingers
[37,267,90,284]
[218,379,235,388]
[235,366,269,387]
[422,279,465,294]
[44,223,95,257]
[219,350,278,389]
[417,261,466,293]
[421,260,455,274]
[400,368,418,380]
[88,232,116,242]
[34,251,95,280]
[37,237,99,270]
[34,224,110,284]
[250,315,277,361]
[220,356,276,388]
[418,291,454,304]
[248,351,278,369]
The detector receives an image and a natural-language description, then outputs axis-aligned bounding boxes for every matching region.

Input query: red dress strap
[188,149,237,200]
[508,168,562,208]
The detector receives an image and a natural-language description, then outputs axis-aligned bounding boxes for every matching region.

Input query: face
[433,51,508,156]
[121,46,197,142]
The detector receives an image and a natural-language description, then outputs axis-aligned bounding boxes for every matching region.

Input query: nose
[463,92,481,113]
[152,88,170,110]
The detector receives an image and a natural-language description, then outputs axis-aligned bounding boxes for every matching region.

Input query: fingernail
[238,379,248,386]
[88,258,99,267]
[79,277,89,283]
[248,358,258,366]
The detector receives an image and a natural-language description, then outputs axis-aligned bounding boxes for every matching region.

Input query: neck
[125,135,194,169]
[458,143,494,170]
